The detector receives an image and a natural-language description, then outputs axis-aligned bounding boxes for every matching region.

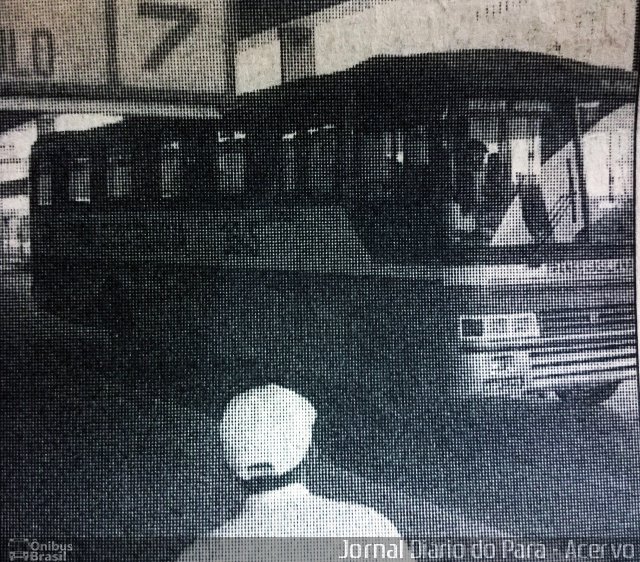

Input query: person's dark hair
[239,457,310,494]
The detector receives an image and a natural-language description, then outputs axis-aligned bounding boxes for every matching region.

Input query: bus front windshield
[447,101,634,251]
[353,100,634,259]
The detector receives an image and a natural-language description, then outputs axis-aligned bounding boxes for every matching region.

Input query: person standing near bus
[177,384,402,561]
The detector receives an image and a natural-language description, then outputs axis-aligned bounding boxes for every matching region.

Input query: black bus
[30,50,637,406]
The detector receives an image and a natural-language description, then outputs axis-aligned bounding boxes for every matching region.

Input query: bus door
[338,119,455,395]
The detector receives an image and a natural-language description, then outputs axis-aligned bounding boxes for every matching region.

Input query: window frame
[35,160,53,206]
[67,156,92,205]
[105,150,134,201]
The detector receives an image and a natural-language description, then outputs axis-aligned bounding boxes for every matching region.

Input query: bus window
[306,126,337,199]
[69,157,91,203]
[404,126,430,168]
[160,141,183,198]
[106,153,132,199]
[218,141,246,196]
[404,126,438,193]
[510,115,541,182]
[358,125,442,200]
[278,125,337,200]
[352,125,439,203]
[281,134,297,192]
[37,163,52,206]
[445,102,634,249]
[447,109,550,245]
[509,115,550,242]
[448,138,493,239]
[582,107,634,245]
[358,130,396,199]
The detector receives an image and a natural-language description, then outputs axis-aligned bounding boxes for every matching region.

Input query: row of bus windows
[33,120,550,207]
[34,114,633,219]
[217,127,338,198]
[36,149,183,205]
[35,129,339,206]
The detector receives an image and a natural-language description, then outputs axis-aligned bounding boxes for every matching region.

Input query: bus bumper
[459,338,638,398]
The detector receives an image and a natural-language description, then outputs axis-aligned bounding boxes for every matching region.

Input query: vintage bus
[30,50,637,407]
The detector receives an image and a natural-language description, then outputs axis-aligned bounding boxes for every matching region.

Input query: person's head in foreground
[219,383,317,491]
[202,383,402,542]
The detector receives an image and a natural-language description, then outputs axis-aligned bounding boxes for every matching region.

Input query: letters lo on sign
[0,0,108,85]
[0,0,232,95]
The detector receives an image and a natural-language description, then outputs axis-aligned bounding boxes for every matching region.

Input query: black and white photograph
[1,1,639,560]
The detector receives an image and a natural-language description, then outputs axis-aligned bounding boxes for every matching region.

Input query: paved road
[1,273,639,561]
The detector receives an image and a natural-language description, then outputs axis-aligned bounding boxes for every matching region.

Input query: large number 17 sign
[137,1,199,71]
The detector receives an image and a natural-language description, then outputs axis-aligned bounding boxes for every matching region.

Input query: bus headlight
[459,313,540,340]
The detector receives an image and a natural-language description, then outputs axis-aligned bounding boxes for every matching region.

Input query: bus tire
[556,382,620,407]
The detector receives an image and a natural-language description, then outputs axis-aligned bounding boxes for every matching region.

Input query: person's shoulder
[308,494,401,537]
[176,527,246,562]
[175,537,218,562]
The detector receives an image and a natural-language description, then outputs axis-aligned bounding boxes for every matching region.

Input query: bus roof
[231,49,637,128]
[30,118,217,154]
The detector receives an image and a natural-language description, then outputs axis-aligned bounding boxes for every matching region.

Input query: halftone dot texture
[1,1,640,561]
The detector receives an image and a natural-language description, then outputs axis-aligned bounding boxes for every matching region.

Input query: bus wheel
[556,382,619,407]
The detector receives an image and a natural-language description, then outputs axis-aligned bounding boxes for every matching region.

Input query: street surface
[2,273,639,561]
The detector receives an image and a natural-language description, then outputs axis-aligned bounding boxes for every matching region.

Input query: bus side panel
[115,269,455,409]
